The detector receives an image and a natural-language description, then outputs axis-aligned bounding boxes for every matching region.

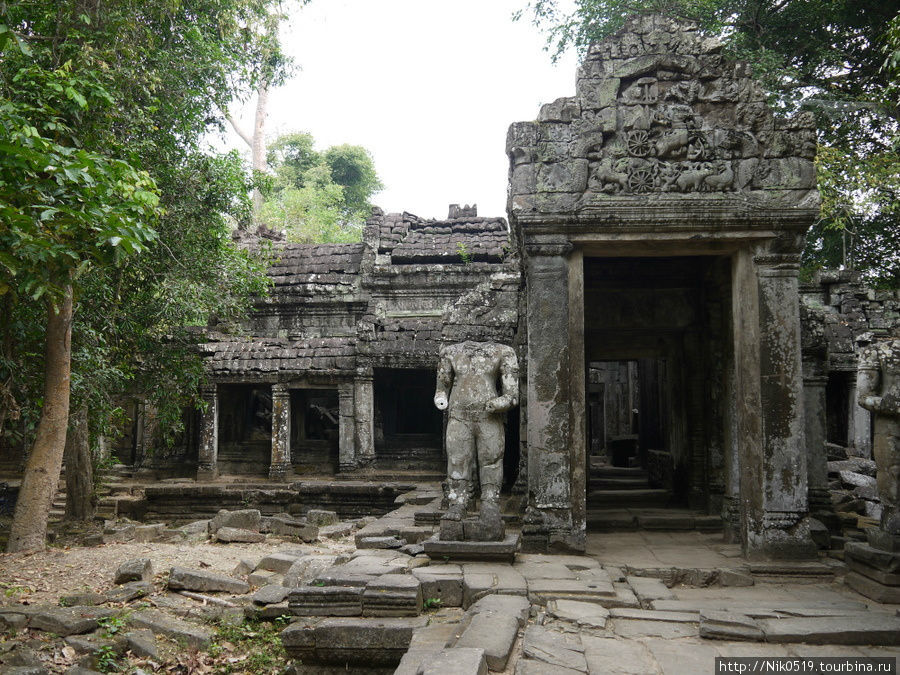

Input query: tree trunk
[64,403,94,521]
[7,285,73,552]
[251,81,269,216]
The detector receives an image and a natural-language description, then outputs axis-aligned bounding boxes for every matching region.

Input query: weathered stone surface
[358,536,405,549]
[105,581,152,604]
[516,662,585,675]
[845,541,900,571]
[257,552,304,575]
[547,599,610,630]
[114,558,152,585]
[281,616,428,666]
[232,557,257,577]
[419,647,488,675]
[28,607,103,636]
[362,574,423,617]
[124,629,158,659]
[60,592,106,607]
[699,610,764,641]
[252,584,290,606]
[608,608,698,622]
[283,556,338,588]
[760,614,900,644]
[133,523,165,542]
[455,612,519,670]
[521,625,587,672]
[528,575,616,604]
[269,516,319,541]
[845,571,900,603]
[610,618,697,639]
[209,508,261,534]
[412,566,464,608]
[466,593,531,627]
[128,609,211,648]
[214,526,265,543]
[248,569,283,587]
[167,567,249,594]
[719,569,755,587]
[625,576,675,608]
[306,509,339,526]
[319,522,355,540]
[288,585,363,616]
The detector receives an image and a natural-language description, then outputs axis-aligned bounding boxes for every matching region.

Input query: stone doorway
[583,256,732,532]
[290,388,340,474]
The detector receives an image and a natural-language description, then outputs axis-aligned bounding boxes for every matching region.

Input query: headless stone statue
[434,341,518,541]
[858,338,900,539]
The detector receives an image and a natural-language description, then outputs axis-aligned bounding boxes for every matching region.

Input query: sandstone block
[306,509,339,526]
[362,574,423,617]
[114,558,152,585]
[419,647,488,675]
[288,585,364,616]
[167,567,249,594]
[214,526,265,543]
[129,609,211,649]
[209,508,261,534]
[455,612,519,670]
[699,610,763,641]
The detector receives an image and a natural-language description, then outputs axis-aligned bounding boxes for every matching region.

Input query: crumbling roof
[201,336,356,375]
[390,217,509,264]
[357,316,442,360]
[267,243,365,296]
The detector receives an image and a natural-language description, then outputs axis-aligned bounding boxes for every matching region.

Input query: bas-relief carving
[434,341,519,541]
[508,14,818,211]
[858,338,900,536]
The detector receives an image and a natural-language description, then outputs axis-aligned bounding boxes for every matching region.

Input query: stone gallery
[8,16,899,565]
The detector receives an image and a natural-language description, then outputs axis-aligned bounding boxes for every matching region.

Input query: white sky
[222,0,579,220]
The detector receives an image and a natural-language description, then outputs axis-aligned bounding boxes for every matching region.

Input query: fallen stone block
[133,523,165,542]
[167,566,249,594]
[257,551,304,574]
[269,516,318,542]
[358,536,405,549]
[412,566,464,608]
[760,614,900,645]
[283,556,338,587]
[466,593,531,627]
[625,576,675,608]
[845,571,900,604]
[419,647,488,675]
[28,607,106,636]
[124,628,158,659]
[114,558,152,585]
[214,526,265,543]
[249,569,283,587]
[60,592,106,607]
[699,610,763,641]
[719,569,754,587]
[209,508,261,534]
[319,522,355,539]
[288,585,364,616]
[547,599,609,630]
[232,558,257,577]
[105,581,152,604]
[528,575,616,605]
[362,574,423,617]
[306,509,339,526]
[128,609,211,649]
[455,612,519,670]
[521,625,587,672]
[252,584,290,606]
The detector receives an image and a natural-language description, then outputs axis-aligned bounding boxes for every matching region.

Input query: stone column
[354,369,376,467]
[733,246,815,559]
[803,368,831,514]
[338,383,356,472]
[848,381,873,457]
[522,240,582,553]
[197,383,219,481]
[269,383,292,482]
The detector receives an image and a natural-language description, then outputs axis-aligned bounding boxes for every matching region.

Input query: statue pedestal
[439,514,505,542]
[423,533,520,564]
[844,530,900,604]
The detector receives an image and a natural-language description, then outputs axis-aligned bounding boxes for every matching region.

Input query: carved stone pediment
[507,14,820,228]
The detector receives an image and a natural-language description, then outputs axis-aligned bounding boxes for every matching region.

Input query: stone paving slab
[581,635,660,675]
[643,637,721,675]
[128,609,211,649]
[420,647,488,675]
[609,618,697,639]
[521,625,587,673]
[699,610,764,641]
[455,611,519,670]
[546,599,610,630]
[412,567,464,607]
[608,608,698,622]
[626,575,676,608]
[759,614,900,645]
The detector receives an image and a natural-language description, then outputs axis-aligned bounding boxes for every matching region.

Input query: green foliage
[260,131,382,243]
[456,242,472,265]
[0,0,282,457]
[210,617,288,673]
[424,597,443,610]
[516,0,900,287]
[95,644,121,673]
[97,612,130,637]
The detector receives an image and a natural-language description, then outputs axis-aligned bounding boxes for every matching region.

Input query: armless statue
[434,341,518,540]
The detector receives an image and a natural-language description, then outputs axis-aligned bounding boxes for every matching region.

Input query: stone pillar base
[338,461,357,473]
[196,464,218,482]
[749,512,816,560]
[268,461,293,482]
[721,495,741,544]
[520,506,584,553]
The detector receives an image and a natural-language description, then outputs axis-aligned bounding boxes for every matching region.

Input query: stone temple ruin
[2,15,900,672]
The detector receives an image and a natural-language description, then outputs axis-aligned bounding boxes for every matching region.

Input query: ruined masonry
[44,16,899,562]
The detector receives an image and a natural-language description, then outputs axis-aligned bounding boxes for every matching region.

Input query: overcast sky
[222,0,579,221]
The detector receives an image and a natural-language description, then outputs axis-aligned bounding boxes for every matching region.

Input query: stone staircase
[49,463,136,523]
[586,458,721,532]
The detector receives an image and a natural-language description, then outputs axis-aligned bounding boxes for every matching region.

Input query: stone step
[589,464,648,478]
[587,488,670,507]
[589,477,651,490]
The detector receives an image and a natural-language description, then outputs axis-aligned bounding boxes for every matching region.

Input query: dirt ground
[0,534,354,605]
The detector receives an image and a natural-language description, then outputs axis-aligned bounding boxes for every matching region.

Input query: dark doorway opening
[374,368,443,473]
[291,389,339,474]
[218,384,271,475]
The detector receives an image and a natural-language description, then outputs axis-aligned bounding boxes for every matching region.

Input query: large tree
[260,131,382,243]
[1,0,284,549]
[516,0,900,286]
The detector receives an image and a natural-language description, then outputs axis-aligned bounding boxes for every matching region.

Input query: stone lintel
[423,533,520,564]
